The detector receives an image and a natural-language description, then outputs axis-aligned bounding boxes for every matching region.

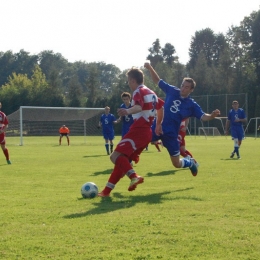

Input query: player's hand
[144,61,151,69]
[155,124,163,136]
[211,109,220,118]
[117,108,128,116]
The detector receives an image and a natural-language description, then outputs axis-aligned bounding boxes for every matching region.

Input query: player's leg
[108,132,114,154]
[230,128,237,158]
[66,135,70,146]
[98,155,125,197]
[1,141,11,164]
[103,133,110,155]
[59,134,62,145]
[162,135,198,176]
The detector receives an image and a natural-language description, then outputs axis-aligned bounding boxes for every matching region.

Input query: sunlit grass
[1,136,260,259]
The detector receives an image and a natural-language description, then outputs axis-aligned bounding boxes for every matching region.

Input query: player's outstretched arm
[201,109,221,121]
[144,62,160,84]
[117,105,142,116]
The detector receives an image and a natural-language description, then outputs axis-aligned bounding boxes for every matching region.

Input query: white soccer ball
[81,182,98,199]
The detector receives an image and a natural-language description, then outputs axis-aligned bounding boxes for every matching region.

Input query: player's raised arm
[144,62,160,84]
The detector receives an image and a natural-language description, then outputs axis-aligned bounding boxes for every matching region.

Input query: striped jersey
[130,85,162,128]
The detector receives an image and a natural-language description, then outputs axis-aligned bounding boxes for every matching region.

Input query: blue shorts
[151,131,180,157]
[103,132,114,141]
[231,126,244,140]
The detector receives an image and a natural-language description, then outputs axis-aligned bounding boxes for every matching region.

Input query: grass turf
[0,136,260,259]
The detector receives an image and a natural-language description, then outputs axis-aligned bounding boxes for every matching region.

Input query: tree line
[0,9,259,121]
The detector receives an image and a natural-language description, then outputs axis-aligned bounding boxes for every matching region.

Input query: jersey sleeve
[156,98,164,110]
[158,79,179,94]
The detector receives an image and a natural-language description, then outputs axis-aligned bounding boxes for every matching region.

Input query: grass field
[1,136,260,260]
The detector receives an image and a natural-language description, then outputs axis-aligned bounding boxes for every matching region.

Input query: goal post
[198,127,221,138]
[244,117,260,139]
[7,106,104,145]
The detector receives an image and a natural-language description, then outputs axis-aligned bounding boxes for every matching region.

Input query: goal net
[198,127,221,138]
[7,106,104,145]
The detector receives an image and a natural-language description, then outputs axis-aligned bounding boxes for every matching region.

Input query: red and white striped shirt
[131,85,163,128]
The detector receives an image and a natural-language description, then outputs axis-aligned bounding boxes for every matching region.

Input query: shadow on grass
[146,169,179,177]
[83,154,109,158]
[63,190,202,218]
[90,169,114,175]
[220,158,241,161]
[64,191,169,218]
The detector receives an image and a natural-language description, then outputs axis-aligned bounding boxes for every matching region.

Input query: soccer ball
[81,182,98,199]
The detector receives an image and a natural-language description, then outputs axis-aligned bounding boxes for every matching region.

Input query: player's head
[121,92,131,105]
[180,78,196,97]
[62,125,66,128]
[104,106,110,114]
[126,67,144,90]
[232,100,239,109]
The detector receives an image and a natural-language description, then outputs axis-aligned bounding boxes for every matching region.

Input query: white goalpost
[244,117,260,139]
[7,106,104,145]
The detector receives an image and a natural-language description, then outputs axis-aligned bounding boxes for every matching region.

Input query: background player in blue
[225,100,247,159]
[144,62,220,176]
[98,106,119,155]
[117,92,134,137]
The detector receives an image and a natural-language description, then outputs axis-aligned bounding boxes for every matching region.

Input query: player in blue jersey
[99,106,119,155]
[117,92,134,137]
[144,62,220,176]
[225,101,247,159]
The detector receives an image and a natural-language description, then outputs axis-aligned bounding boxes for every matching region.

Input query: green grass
[1,136,260,259]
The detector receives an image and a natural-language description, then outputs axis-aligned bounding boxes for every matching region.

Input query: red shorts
[178,130,186,147]
[115,127,152,160]
[0,133,6,145]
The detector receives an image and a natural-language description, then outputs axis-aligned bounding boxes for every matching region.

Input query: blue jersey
[228,108,246,140]
[100,113,116,134]
[159,80,205,137]
[120,103,134,137]
[228,108,246,127]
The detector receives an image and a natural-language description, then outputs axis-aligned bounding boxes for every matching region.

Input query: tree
[188,28,227,68]
[162,43,177,66]
[85,64,100,107]
[147,39,164,67]
[67,75,82,107]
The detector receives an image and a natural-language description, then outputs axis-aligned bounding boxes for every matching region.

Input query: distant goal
[198,127,221,138]
[7,106,104,145]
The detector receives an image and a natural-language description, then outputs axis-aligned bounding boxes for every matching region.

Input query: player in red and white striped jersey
[98,67,163,197]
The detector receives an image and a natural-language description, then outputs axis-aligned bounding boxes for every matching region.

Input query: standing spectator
[59,125,70,146]
[0,102,11,164]
[225,101,247,159]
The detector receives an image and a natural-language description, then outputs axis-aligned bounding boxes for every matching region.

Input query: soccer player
[0,102,11,164]
[117,92,134,138]
[144,62,220,176]
[225,101,247,159]
[98,67,163,197]
[59,125,70,146]
[99,106,119,155]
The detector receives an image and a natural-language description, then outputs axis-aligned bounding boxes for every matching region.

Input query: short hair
[121,92,131,99]
[232,100,239,104]
[182,77,196,89]
[105,106,110,110]
[126,67,144,85]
